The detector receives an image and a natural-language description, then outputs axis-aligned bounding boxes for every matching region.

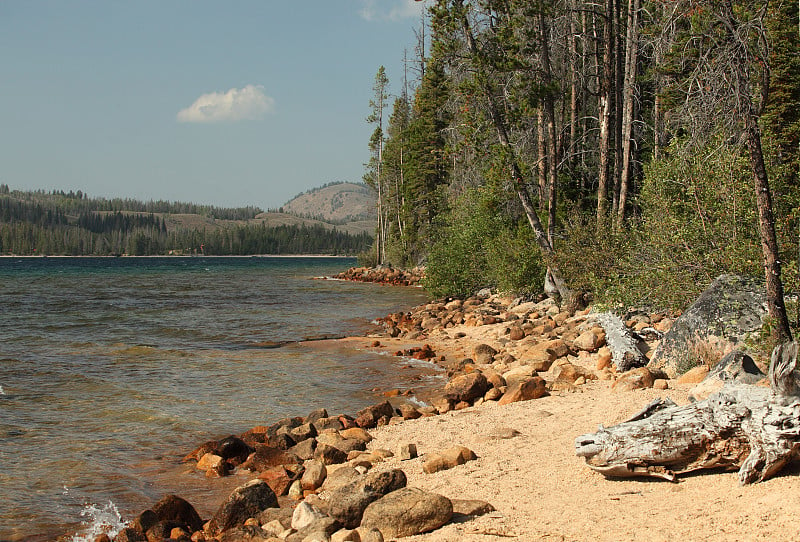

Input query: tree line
[363,0,799,342]
[0,188,372,256]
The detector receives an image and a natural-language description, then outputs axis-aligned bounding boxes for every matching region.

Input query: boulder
[398,443,418,460]
[498,376,547,405]
[241,444,300,472]
[648,274,767,378]
[285,517,341,542]
[321,466,362,492]
[472,344,498,364]
[258,465,296,496]
[573,329,605,352]
[149,495,204,533]
[291,501,327,531]
[422,446,477,474]
[301,459,327,491]
[508,325,526,341]
[113,528,147,542]
[289,423,317,443]
[612,367,655,392]
[314,442,349,465]
[451,499,496,517]
[689,350,766,401]
[288,438,317,461]
[360,487,453,538]
[443,372,489,403]
[354,527,384,542]
[326,468,407,529]
[339,427,373,445]
[208,479,279,535]
[216,436,254,464]
[216,524,273,541]
[355,402,395,429]
[316,432,366,454]
[397,403,422,420]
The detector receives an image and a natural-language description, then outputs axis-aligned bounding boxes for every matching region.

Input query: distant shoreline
[0,254,358,259]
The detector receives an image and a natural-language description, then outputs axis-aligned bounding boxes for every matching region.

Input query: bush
[423,187,545,298]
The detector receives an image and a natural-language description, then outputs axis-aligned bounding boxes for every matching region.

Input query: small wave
[68,500,128,542]
[0,385,4,395]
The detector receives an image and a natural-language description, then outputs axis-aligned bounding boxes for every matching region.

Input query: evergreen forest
[362,0,800,340]
[0,186,372,256]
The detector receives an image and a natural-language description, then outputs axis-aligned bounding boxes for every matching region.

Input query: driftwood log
[575,342,800,485]
[593,312,647,372]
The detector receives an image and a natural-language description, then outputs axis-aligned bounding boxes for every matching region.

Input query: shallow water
[0,257,431,541]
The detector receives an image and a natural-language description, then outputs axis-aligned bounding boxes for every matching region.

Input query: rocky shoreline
[70,271,800,542]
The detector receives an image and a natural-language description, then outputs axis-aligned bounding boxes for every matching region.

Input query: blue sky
[0,1,428,209]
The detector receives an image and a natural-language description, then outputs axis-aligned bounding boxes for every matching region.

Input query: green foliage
[423,187,545,298]
[556,139,765,311]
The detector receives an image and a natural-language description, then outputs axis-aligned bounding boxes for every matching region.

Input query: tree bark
[616,0,640,228]
[596,0,614,228]
[576,342,800,485]
[719,0,793,343]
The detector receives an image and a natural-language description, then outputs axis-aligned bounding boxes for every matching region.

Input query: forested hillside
[362,1,799,334]
[0,186,371,256]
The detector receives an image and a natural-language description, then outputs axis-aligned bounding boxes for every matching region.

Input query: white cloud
[359,0,426,22]
[177,85,275,123]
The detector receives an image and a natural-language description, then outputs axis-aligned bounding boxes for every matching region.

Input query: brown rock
[399,443,418,460]
[472,344,498,364]
[422,445,476,474]
[355,401,395,429]
[397,403,422,420]
[339,427,373,444]
[314,442,349,465]
[508,325,526,341]
[288,438,316,461]
[573,330,605,352]
[150,495,204,534]
[653,378,670,390]
[258,465,295,496]
[676,365,710,384]
[208,479,279,535]
[301,459,327,492]
[498,376,547,405]
[360,487,453,538]
[443,372,489,403]
[484,387,503,401]
[451,499,496,517]
[241,445,299,472]
[612,367,655,392]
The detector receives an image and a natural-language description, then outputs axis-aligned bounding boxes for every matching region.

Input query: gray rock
[301,459,327,491]
[648,274,767,378]
[209,479,279,535]
[149,494,204,533]
[217,525,273,541]
[291,501,328,531]
[689,350,766,401]
[326,469,407,529]
[360,487,453,538]
[354,527,384,542]
[314,442,349,465]
[286,517,341,542]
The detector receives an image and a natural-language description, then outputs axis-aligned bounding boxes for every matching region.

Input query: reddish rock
[258,465,296,496]
[355,401,395,429]
[443,372,489,403]
[498,376,547,405]
[241,444,300,472]
[612,367,655,391]
[150,495,204,533]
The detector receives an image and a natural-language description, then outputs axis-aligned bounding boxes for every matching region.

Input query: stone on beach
[443,371,489,403]
[497,376,547,405]
[360,487,453,538]
[422,445,477,474]
[208,479,278,535]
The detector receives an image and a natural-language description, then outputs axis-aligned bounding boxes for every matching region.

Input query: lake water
[0,257,432,541]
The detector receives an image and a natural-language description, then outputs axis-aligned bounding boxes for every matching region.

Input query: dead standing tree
[576,342,800,484]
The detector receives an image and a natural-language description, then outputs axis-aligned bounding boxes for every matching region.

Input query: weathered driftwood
[593,312,647,372]
[575,342,800,485]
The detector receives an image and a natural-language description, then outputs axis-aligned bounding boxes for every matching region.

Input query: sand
[334,331,800,541]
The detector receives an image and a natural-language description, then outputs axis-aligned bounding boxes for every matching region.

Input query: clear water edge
[0,257,435,541]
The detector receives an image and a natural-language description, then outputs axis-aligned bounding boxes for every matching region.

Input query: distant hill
[281,182,376,224]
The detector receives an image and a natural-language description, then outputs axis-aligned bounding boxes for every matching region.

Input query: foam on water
[0,385,4,395]
[67,499,128,542]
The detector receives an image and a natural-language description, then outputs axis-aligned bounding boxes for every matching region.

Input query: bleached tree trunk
[616,0,640,228]
[576,342,800,485]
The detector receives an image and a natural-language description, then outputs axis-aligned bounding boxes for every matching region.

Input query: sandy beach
[330,316,800,541]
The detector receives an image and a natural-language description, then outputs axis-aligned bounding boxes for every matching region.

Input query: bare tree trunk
[576,342,800,485]
[455,1,572,300]
[596,0,614,228]
[537,110,548,211]
[568,0,579,171]
[616,0,640,228]
[718,0,793,343]
[540,12,559,248]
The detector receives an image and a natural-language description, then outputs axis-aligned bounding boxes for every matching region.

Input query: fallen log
[592,312,647,372]
[575,342,800,485]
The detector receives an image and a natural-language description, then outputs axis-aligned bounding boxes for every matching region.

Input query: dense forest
[0,186,372,256]
[362,0,799,339]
